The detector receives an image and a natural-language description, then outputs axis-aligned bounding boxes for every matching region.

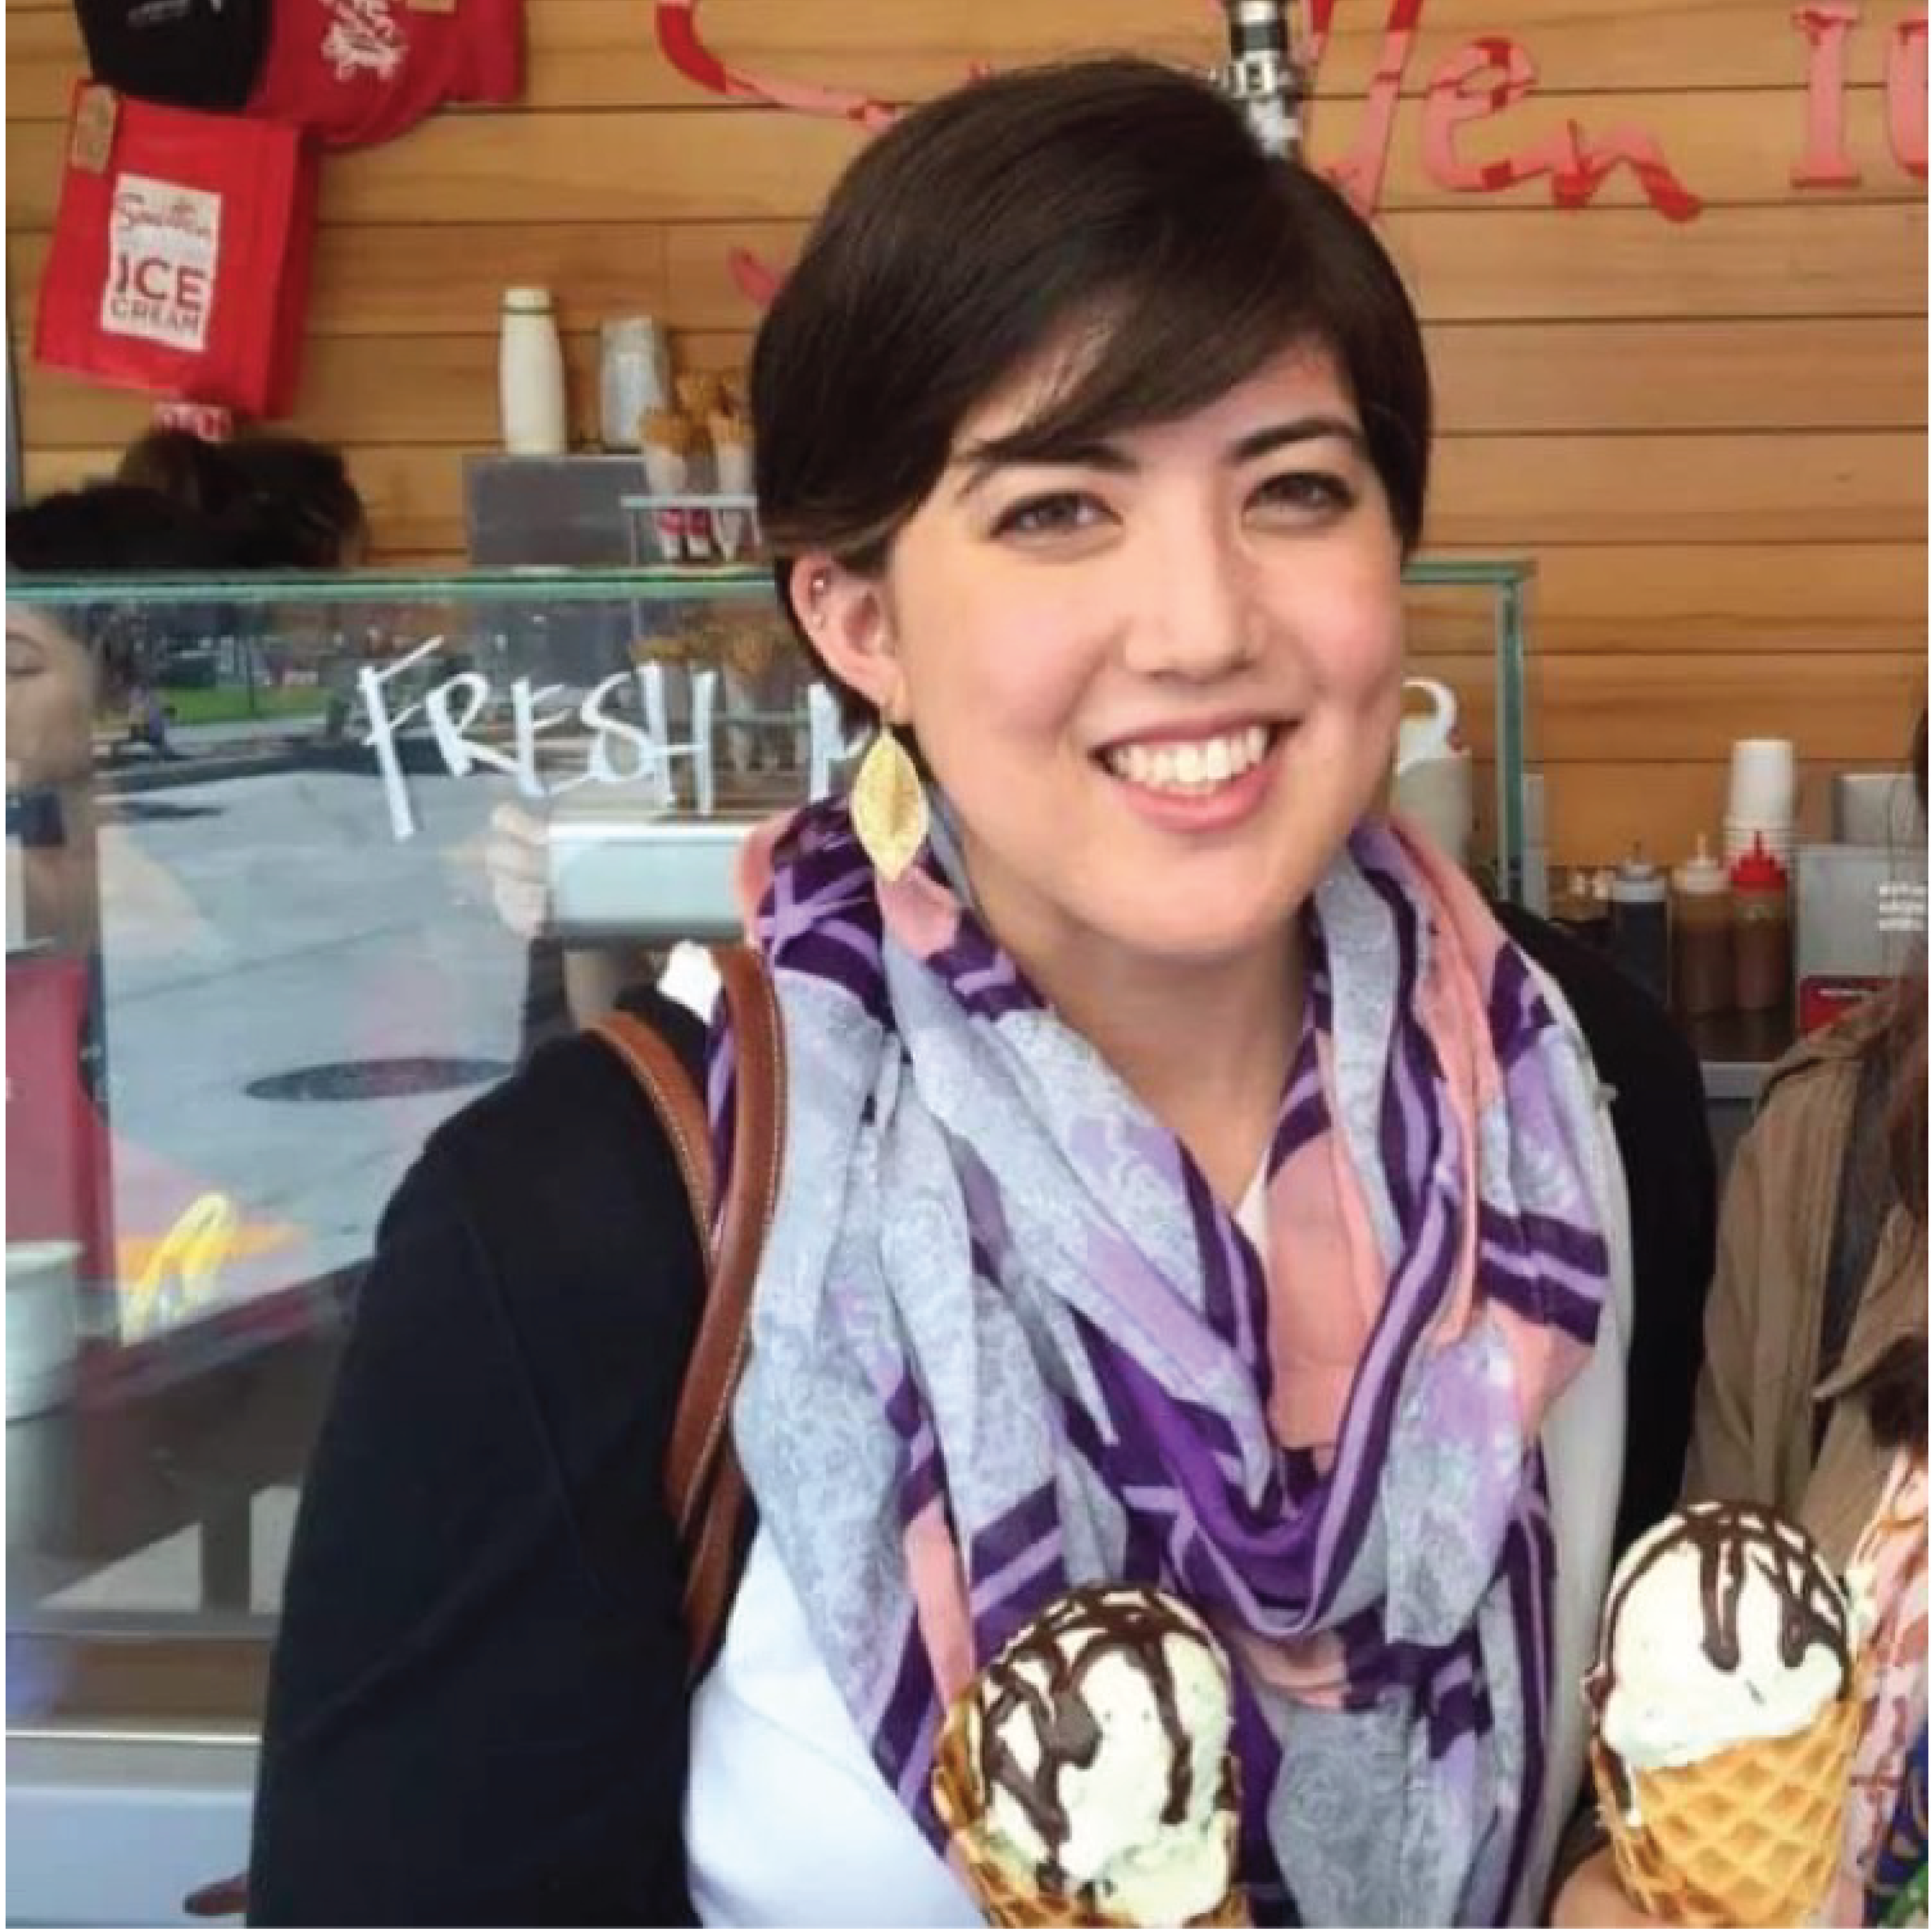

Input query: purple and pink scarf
[712,798,1611,1925]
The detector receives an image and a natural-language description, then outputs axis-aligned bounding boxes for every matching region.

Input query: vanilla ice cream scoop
[1589,1501,1865,1779]
[962,1585,1237,1925]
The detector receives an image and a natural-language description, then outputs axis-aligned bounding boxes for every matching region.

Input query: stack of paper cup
[1723,738,1797,866]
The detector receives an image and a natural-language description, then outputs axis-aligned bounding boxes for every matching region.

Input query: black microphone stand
[1216,0,1307,161]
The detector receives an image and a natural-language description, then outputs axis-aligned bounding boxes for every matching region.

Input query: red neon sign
[653,0,1929,300]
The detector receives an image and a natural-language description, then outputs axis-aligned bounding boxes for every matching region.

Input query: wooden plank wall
[7,0,1928,861]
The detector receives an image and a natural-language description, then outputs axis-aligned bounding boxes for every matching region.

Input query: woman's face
[6,609,99,791]
[811,338,1407,974]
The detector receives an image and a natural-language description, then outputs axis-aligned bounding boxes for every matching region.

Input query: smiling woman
[252,58,1633,1931]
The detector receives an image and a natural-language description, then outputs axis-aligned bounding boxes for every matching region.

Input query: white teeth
[1101,727,1273,795]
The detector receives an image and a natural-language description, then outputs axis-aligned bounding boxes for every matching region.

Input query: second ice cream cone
[1587,1503,1871,1929]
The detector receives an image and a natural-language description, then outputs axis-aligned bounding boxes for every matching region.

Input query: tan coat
[1683,1002,1927,1567]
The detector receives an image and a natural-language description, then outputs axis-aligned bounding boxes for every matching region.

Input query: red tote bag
[33,83,318,419]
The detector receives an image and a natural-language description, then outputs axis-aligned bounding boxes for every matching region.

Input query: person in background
[1556,713,1928,1928]
[120,425,623,1074]
[7,485,232,948]
[118,426,373,742]
[119,662,181,759]
[116,428,369,569]
[251,59,1635,1926]
[7,485,244,1311]
[118,423,619,1071]
[8,467,367,1283]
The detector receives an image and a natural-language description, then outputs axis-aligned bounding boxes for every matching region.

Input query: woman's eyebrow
[1226,416,1368,465]
[950,438,1136,501]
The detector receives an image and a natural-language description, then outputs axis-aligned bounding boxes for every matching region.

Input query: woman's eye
[1250,471,1356,517]
[991,492,1107,539]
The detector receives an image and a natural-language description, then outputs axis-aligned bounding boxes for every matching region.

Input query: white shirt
[684,1530,978,1928]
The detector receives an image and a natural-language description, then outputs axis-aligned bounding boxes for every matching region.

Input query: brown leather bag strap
[679,1451,750,1682]
[665,944,786,1541]
[590,1010,716,1236]
[590,944,785,1679]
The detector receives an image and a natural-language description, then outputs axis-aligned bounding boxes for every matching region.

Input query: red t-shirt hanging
[247,0,522,149]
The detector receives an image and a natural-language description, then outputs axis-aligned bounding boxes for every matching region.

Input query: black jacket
[248,926,1715,1926]
[1493,905,1717,1555]
[249,986,712,1926]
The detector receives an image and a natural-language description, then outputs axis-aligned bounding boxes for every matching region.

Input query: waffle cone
[931,1692,1248,1928]
[1589,1688,1862,1928]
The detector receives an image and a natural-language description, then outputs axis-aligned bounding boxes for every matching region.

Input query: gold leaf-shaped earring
[850,726,928,882]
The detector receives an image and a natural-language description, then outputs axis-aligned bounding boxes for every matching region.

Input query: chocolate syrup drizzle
[977,1586,1225,1896]
[1597,1502,1853,1690]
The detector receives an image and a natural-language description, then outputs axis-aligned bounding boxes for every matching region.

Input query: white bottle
[597,317,670,451]
[1391,676,1474,869]
[499,288,568,456]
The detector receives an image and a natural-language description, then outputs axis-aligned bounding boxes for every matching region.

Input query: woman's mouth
[1098,724,1274,796]
[1093,722,1289,831]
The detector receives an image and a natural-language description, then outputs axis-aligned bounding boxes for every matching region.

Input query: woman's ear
[787,553,904,721]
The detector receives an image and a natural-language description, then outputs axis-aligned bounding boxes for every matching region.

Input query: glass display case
[4,558,1535,1919]
[1400,558,1536,904]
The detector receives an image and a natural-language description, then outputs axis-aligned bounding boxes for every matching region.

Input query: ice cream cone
[1587,1503,1873,1929]
[1591,1683,1862,1928]
[932,1692,1247,1928]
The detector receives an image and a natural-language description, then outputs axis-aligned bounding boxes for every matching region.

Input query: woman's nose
[1117,515,1261,682]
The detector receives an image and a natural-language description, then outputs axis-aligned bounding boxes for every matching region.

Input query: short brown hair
[751,58,1432,717]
